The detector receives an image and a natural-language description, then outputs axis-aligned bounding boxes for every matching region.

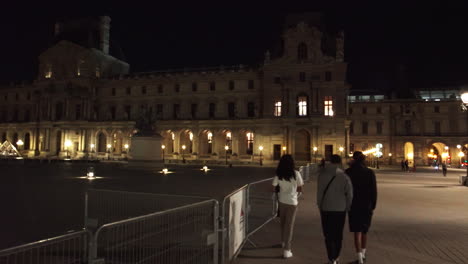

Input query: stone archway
[97,132,107,153]
[238,130,254,155]
[216,129,232,154]
[404,142,414,166]
[430,142,449,165]
[12,133,18,148]
[55,131,62,155]
[179,130,193,154]
[295,129,311,161]
[24,133,31,150]
[199,130,213,155]
[112,131,124,154]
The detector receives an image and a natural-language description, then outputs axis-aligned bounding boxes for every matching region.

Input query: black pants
[320,211,346,261]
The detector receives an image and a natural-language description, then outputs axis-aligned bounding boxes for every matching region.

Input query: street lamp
[161,145,166,164]
[338,146,344,158]
[388,153,393,165]
[225,145,229,165]
[313,146,318,163]
[182,145,186,163]
[65,140,72,159]
[106,143,112,160]
[259,145,264,166]
[375,143,383,169]
[282,146,287,156]
[16,139,24,151]
[123,144,129,160]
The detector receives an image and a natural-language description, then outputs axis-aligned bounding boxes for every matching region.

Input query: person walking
[317,155,353,264]
[345,151,377,264]
[404,160,409,172]
[272,154,304,258]
[442,163,447,177]
[401,160,405,171]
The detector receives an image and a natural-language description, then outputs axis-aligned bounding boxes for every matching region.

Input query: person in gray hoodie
[317,154,353,264]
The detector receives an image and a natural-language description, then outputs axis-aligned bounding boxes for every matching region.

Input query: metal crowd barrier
[220,178,278,264]
[85,189,209,229]
[0,230,88,264]
[220,185,248,263]
[246,178,277,236]
[2,179,282,264]
[88,199,219,264]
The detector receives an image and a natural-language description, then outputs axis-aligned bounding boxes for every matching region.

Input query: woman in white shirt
[272,154,304,258]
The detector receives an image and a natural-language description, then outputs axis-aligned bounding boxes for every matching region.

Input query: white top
[272,171,304,206]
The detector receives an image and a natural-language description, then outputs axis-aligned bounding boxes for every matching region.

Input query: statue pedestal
[128,134,164,169]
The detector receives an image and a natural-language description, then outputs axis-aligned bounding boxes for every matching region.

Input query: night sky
[2,1,468,92]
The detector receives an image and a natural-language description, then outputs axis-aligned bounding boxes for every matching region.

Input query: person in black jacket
[345,151,377,264]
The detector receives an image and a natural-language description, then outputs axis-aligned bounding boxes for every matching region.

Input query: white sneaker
[283,250,293,258]
[357,252,364,264]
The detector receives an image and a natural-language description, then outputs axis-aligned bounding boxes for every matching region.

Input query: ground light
[159,168,173,174]
[201,166,210,172]
[77,167,103,181]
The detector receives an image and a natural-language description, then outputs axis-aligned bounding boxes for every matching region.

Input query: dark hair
[276,154,296,181]
[331,154,342,164]
[352,151,366,164]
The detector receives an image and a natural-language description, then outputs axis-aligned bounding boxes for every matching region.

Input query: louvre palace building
[1,14,467,166]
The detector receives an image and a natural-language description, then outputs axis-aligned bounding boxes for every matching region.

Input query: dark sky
[2,1,468,92]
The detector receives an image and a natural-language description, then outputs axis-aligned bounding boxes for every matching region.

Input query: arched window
[24,133,31,150]
[298,43,308,60]
[297,95,308,117]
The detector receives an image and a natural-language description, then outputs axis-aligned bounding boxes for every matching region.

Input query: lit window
[324,96,334,116]
[297,96,308,116]
[274,101,282,117]
[171,132,175,141]
[45,64,52,79]
[226,132,232,140]
[246,132,254,155]
[189,132,193,141]
[207,132,213,142]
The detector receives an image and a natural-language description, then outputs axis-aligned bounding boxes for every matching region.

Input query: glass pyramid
[0,141,21,158]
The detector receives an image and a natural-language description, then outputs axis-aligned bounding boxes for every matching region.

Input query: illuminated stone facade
[0,14,350,164]
[348,92,468,166]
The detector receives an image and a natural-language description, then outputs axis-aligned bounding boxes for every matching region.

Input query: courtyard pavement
[234,167,468,264]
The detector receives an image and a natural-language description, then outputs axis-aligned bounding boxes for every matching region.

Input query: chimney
[99,16,111,54]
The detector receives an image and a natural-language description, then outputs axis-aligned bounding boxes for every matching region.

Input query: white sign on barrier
[228,189,246,259]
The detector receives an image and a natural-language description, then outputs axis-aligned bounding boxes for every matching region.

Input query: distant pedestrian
[272,154,304,259]
[404,160,409,172]
[317,155,353,264]
[401,160,405,171]
[442,163,447,177]
[345,151,378,264]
